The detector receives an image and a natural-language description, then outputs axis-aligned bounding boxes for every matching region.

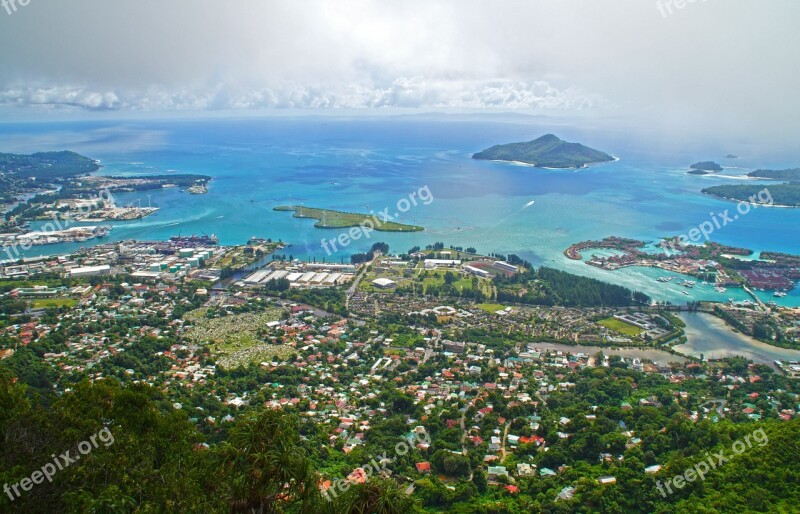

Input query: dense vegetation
[689,161,722,173]
[473,134,614,169]
[274,206,423,232]
[495,265,650,307]
[3,361,798,513]
[747,168,800,180]
[0,376,417,513]
[0,151,99,179]
[702,182,800,207]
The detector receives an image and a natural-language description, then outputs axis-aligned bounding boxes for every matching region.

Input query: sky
[0,0,798,144]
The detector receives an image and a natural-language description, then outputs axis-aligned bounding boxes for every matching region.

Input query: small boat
[773,291,788,298]
[715,287,727,293]
[682,291,690,296]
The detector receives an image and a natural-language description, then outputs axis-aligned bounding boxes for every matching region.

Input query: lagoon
[675,312,800,365]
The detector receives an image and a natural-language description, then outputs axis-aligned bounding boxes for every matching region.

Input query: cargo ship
[169,234,218,246]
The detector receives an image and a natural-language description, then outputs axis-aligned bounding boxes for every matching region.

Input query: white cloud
[0,79,599,112]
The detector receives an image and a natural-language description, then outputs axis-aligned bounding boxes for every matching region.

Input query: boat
[715,286,727,293]
[682,291,690,296]
[773,291,788,298]
[170,234,219,246]
[657,276,673,283]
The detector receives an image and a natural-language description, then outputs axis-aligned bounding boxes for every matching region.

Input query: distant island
[688,161,723,175]
[1,150,212,234]
[702,183,800,207]
[274,205,424,232]
[472,134,614,169]
[0,150,100,179]
[747,168,800,180]
[725,154,739,159]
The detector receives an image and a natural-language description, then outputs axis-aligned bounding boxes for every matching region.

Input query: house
[415,462,431,474]
[598,476,617,485]
[487,466,508,479]
[516,463,536,477]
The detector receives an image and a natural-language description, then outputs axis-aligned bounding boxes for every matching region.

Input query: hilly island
[472,133,614,168]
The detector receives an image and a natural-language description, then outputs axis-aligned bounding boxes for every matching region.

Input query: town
[1,235,799,511]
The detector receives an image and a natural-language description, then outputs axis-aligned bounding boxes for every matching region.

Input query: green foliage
[473,134,613,168]
[703,182,800,206]
[0,151,99,179]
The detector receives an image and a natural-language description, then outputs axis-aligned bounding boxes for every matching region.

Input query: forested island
[274,205,424,231]
[702,183,800,207]
[0,150,99,179]
[472,134,614,169]
[747,168,800,180]
[688,161,723,175]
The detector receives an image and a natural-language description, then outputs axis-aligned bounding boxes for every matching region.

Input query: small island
[747,168,800,180]
[688,161,723,175]
[702,183,800,207]
[274,205,424,232]
[472,134,614,169]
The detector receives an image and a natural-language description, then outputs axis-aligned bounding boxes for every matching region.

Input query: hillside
[688,161,723,175]
[0,150,100,179]
[747,168,800,180]
[472,134,614,169]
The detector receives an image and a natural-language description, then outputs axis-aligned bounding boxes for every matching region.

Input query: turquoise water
[2,115,799,306]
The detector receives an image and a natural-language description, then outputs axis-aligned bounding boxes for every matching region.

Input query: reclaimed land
[274,205,424,232]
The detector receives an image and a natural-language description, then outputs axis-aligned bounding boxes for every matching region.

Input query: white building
[494,261,519,273]
[372,278,397,289]
[463,265,490,278]
[424,259,461,269]
[69,265,111,278]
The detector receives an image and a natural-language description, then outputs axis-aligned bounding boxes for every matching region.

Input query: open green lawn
[599,317,644,336]
[274,205,424,232]
[420,269,494,296]
[477,303,507,314]
[31,298,77,309]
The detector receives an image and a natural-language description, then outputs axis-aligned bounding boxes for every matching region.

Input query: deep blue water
[2,115,799,305]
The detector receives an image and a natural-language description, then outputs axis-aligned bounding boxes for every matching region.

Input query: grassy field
[274,205,424,232]
[31,298,77,309]
[477,303,507,313]
[421,269,494,296]
[599,317,644,336]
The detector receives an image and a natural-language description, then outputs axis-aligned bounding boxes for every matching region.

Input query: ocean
[2,114,799,306]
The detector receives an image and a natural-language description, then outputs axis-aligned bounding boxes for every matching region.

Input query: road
[699,399,727,418]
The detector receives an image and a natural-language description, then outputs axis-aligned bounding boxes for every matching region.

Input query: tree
[216,409,320,513]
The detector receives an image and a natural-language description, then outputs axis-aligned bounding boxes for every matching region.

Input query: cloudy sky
[0,0,798,138]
